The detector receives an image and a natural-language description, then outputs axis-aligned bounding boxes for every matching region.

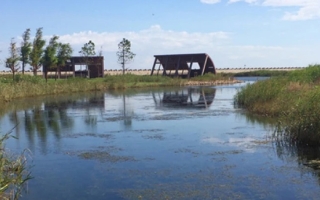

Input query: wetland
[2,77,320,199]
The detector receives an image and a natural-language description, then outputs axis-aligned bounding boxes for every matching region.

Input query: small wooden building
[151,53,216,78]
[44,56,104,79]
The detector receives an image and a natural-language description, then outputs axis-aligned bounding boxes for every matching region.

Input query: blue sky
[0,0,319,71]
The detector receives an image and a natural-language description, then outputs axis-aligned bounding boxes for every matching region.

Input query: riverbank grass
[235,64,320,146]
[0,131,31,200]
[0,73,236,102]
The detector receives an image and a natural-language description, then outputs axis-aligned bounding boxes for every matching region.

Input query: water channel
[1,77,320,199]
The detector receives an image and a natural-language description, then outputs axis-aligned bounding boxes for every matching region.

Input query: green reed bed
[0,131,32,200]
[103,74,184,89]
[235,64,320,146]
[0,74,187,102]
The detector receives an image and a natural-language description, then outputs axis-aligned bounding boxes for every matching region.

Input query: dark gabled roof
[153,53,215,71]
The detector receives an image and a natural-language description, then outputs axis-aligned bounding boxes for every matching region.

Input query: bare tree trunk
[22,62,25,75]
[33,67,38,76]
[58,66,61,79]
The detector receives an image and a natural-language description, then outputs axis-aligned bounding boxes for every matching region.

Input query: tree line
[3,28,136,80]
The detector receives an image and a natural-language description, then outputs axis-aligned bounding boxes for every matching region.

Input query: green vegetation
[235,64,320,146]
[5,39,20,80]
[0,74,171,102]
[117,38,136,75]
[79,40,96,78]
[0,73,236,102]
[20,29,31,75]
[0,131,31,200]
[29,28,46,76]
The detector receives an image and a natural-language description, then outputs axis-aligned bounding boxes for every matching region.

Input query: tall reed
[0,130,32,200]
[1,74,229,102]
[235,64,320,146]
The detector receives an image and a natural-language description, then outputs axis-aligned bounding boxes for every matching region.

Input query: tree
[42,35,59,81]
[5,38,20,80]
[116,38,135,75]
[29,28,46,76]
[20,28,31,75]
[79,40,95,78]
[56,43,73,79]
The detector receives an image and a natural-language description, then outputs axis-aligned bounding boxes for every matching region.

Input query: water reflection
[153,87,216,109]
[5,93,106,154]
[273,136,320,182]
[2,85,320,199]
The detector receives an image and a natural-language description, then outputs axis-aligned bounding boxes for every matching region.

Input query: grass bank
[0,73,236,102]
[235,64,320,146]
[0,131,31,200]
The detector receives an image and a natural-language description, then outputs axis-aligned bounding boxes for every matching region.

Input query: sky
[0,0,319,71]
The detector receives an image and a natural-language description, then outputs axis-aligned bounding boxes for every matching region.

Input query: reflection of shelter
[44,94,105,110]
[44,56,104,78]
[153,87,216,109]
[151,53,216,78]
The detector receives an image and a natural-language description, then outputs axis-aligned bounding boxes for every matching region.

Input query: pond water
[1,77,320,200]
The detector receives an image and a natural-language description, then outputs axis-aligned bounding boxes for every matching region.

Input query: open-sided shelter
[150,53,216,78]
[44,56,104,79]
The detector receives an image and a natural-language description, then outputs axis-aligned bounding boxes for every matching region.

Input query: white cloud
[226,0,320,20]
[262,0,313,7]
[263,0,320,20]
[200,0,221,4]
[0,25,317,71]
[57,25,231,70]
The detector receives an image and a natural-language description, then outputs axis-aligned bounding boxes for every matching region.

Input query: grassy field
[235,64,320,146]
[0,73,238,102]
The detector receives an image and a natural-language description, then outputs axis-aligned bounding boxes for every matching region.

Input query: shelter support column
[162,56,168,76]
[151,58,157,76]
[187,56,194,78]
[201,55,208,76]
[101,57,104,77]
[175,56,181,76]
[72,59,75,78]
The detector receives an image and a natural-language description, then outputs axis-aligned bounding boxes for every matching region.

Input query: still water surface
[1,78,320,199]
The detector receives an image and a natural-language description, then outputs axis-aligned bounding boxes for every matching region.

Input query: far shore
[0,67,303,76]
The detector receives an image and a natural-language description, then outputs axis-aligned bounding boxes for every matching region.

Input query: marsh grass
[235,64,320,146]
[0,74,232,102]
[0,130,32,200]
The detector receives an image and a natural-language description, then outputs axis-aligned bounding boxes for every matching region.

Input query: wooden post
[175,56,181,76]
[201,55,208,76]
[72,58,75,78]
[151,57,157,76]
[163,56,169,76]
[188,56,194,78]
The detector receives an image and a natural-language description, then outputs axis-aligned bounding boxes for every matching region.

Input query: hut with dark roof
[151,53,216,78]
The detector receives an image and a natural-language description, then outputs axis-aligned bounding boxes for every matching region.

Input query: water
[1,78,320,199]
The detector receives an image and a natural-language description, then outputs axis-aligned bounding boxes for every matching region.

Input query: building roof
[153,53,215,72]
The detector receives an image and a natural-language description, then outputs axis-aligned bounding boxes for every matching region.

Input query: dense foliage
[0,73,236,102]
[235,64,320,146]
